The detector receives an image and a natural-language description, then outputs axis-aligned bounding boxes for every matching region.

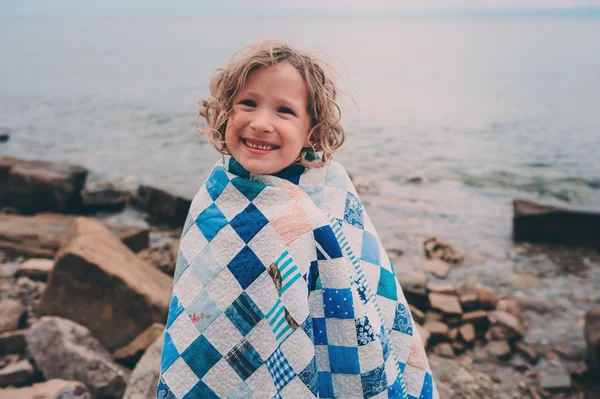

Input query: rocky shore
[1,156,599,398]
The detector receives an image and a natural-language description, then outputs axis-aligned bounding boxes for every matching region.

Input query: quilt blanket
[157,155,438,399]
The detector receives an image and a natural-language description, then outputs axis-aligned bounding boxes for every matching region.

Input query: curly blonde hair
[196,40,345,168]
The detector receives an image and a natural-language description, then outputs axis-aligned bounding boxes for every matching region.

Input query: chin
[238,158,279,175]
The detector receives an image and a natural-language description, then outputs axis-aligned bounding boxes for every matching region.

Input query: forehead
[241,63,308,103]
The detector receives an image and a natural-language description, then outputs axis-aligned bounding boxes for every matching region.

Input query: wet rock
[81,181,127,211]
[25,316,129,398]
[137,240,179,276]
[0,354,20,371]
[404,173,427,184]
[448,328,458,341]
[108,225,150,253]
[0,133,8,143]
[0,330,26,356]
[426,282,455,295]
[38,217,172,351]
[452,341,465,353]
[539,369,572,391]
[16,258,54,281]
[11,277,45,327]
[487,310,525,340]
[459,294,478,311]
[476,286,497,310]
[135,185,191,227]
[408,305,425,325]
[515,341,539,364]
[424,259,451,278]
[396,271,428,309]
[113,323,164,368]
[434,342,454,358]
[496,296,522,322]
[423,236,464,264]
[428,293,462,316]
[0,379,90,399]
[584,308,600,374]
[459,323,476,343]
[461,310,490,331]
[512,198,600,247]
[445,316,460,327]
[508,355,529,371]
[0,299,25,333]
[428,355,511,399]
[0,359,34,385]
[0,213,74,258]
[5,159,88,215]
[424,320,450,341]
[485,340,511,360]
[0,158,22,206]
[122,335,163,399]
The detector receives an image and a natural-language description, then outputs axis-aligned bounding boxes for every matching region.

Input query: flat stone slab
[513,198,600,247]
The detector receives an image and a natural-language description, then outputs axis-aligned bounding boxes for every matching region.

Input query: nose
[249,109,274,133]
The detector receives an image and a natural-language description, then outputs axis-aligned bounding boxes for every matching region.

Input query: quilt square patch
[225,292,264,336]
[196,203,229,242]
[344,191,364,228]
[186,289,221,334]
[230,203,269,243]
[313,225,343,260]
[361,364,388,398]
[328,345,360,374]
[322,288,354,319]
[206,167,230,201]
[361,230,381,266]
[377,267,398,301]
[227,246,266,290]
[182,335,222,379]
[266,348,296,391]
[225,340,263,380]
[272,203,313,247]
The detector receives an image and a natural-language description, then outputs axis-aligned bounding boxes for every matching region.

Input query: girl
[157,41,437,399]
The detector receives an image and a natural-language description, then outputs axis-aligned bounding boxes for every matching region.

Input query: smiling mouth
[242,138,279,152]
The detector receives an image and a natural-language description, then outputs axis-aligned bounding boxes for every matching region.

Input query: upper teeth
[245,140,274,150]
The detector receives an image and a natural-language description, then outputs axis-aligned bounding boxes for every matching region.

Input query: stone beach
[0,156,599,398]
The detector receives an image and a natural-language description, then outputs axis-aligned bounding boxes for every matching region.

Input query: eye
[278,107,295,115]
[239,99,256,107]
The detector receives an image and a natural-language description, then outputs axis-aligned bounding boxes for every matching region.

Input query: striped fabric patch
[266,299,293,342]
[274,250,302,294]
[327,214,408,399]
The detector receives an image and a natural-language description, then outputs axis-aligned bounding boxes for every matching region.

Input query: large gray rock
[4,158,88,214]
[0,213,74,258]
[0,213,147,259]
[122,335,163,399]
[25,316,129,399]
[0,378,90,399]
[0,359,34,385]
[429,355,511,399]
[585,309,600,375]
[135,185,191,227]
[38,217,172,351]
[0,299,25,333]
[512,198,600,247]
[0,330,26,356]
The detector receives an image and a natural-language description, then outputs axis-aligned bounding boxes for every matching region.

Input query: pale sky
[2,0,600,17]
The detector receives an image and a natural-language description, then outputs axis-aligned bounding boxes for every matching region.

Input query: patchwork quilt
[157,155,438,399]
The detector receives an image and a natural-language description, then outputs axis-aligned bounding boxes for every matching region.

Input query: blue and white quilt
[157,155,438,399]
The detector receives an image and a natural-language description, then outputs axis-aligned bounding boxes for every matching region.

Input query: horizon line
[2,7,600,19]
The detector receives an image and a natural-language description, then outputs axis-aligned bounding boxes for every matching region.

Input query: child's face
[224,62,311,175]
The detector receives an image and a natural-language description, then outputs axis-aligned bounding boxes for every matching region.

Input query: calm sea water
[1,17,599,254]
